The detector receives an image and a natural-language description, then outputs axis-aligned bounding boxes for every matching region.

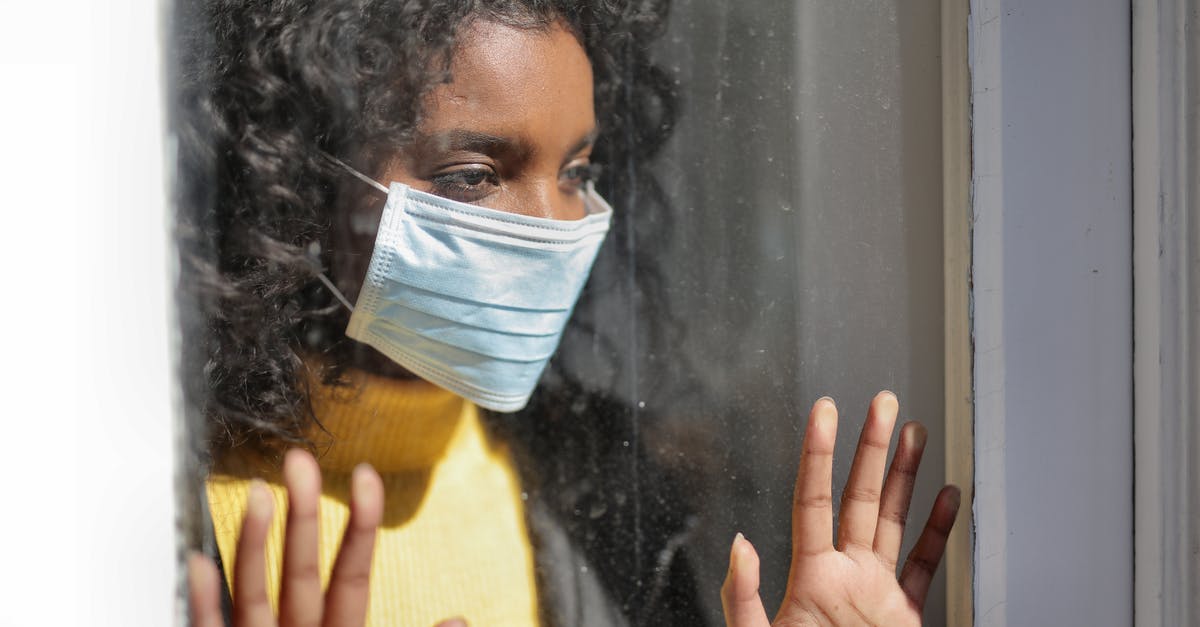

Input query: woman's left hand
[721,392,960,626]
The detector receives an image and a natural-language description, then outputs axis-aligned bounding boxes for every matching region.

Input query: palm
[722,393,960,627]
[779,549,919,625]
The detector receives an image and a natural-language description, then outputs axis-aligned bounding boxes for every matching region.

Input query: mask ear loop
[319,150,390,195]
[316,273,356,313]
[312,151,394,312]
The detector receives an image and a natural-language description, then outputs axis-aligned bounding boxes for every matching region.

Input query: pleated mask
[319,156,613,412]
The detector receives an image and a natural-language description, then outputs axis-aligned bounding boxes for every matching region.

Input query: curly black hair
[174,0,679,460]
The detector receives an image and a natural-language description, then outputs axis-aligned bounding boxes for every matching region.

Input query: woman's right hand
[186,449,467,627]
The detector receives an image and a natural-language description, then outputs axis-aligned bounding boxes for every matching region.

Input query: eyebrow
[562,128,601,164]
[416,127,600,164]
[420,130,527,157]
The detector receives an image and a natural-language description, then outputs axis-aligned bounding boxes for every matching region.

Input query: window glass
[172,1,949,625]
[639,1,948,622]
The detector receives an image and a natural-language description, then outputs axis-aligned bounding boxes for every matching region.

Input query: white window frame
[1133,0,1200,624]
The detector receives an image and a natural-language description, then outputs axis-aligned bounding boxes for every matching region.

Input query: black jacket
[499,380,709,626]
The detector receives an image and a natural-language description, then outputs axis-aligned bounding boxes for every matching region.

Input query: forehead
[419,19,595,141]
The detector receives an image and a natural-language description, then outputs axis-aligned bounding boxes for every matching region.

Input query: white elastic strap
[319,150,390,195]
[316,272,355,313]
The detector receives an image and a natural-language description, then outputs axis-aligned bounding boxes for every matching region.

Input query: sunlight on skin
[721,393,960,627]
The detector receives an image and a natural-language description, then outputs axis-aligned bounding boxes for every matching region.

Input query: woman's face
[337,16,596,285]
[332,16,597,372]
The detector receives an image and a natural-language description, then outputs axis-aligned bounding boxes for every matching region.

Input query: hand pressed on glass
[722,392,960,627]
[186,450,465,627]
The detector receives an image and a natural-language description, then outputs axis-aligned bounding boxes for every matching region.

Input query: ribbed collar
[307,369,471,474]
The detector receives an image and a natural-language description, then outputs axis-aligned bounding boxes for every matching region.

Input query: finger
[187,552,226,627]
[234,479,279,627]
[323,463,384,627]
[720,533,771,627]
[280,449,325,627]
[873,421,927,568]
[791,397,837,557]
[434,619,469,627]
[836,391,899,553]
[899,485,961,611]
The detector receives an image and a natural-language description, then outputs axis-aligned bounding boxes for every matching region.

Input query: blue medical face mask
[320,157,613,412]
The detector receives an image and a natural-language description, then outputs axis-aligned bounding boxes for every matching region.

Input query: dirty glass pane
[171,1,948,625]
[569,1,949,622]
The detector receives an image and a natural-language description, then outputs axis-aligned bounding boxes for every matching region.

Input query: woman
[176,1,959,625]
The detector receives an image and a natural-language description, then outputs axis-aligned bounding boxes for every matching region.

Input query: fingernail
[247,479,274,521]
[817,395,835,406]
[732,532,753,554]
[352,462,376,492]
[948,485,962,509]
[284,450,318,492]
[906,422,928,448]
[350,462,380,513]
[728,533,744,575]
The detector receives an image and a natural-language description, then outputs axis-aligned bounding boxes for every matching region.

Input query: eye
[429,165,501,202]
[559,162,601,193]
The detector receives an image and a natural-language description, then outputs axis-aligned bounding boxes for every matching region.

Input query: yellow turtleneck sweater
[206,370,540,626]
